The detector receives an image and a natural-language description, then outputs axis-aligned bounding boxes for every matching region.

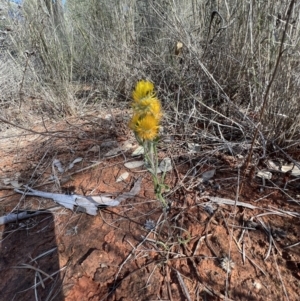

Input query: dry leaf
[116,177,142,202]
[3,178,11,185]
[132,146,144,156]
[201,169,216,182]
[104,147,123,157]
[53,159,64,173]
[88,145,100,152]
[67,157,83,170]
[187,143,201,153]
[159,157,172,173]
[257,170,272,179]
[122,141,133,150]
[281,163,300,176]
[116,172,129,182]
[124,161,144,169]
[10,180,22,188]
[266,160,280,171]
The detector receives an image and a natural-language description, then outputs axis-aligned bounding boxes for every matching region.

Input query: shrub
[1,0,300,146]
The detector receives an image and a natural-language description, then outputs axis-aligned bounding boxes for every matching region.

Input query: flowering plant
[129,80,168,207]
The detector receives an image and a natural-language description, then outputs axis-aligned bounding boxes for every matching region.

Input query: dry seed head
[220,256,235,273]
[144,219,156,231]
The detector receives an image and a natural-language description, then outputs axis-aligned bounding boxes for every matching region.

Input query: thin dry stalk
[242,0,296,177]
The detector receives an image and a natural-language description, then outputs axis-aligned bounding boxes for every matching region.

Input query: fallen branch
[12,178,142,216]
[0,207,61,226]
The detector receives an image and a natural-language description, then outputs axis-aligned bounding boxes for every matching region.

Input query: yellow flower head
[131,96,162,119]
[132,80,154,102]
[129,80,162,141]
[131,114,160,141]
[128,113,140,131]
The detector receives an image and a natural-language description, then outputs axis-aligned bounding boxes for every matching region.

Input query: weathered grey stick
[0,207,60,226]
[12,178,142,216]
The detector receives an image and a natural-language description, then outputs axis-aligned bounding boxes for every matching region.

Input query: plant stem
[143,140,167,208]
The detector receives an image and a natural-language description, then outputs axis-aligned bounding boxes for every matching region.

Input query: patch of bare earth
[0,112,300,301]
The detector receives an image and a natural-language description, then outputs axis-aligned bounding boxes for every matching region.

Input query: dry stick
[182,244,235,301]
[273,142,300,171]
[225,167,241,299]
[203,10,225,57]
[145,264,158,287]
[100,260,159,301]
[272,248,290,301]
[12,264,54,281]
[204,207,220,259]
[7,157,118,193]
[175,269,192,301]
[166,265,174,301]
[234,229,268,277]
[29,247,58,263]
[284,241,300,249]
[241,0,296,192]
[13,267,66,295]
[0,207,61,226]
[190,54,267,159]
[34,271,40,301]
[18,52,32,109]
[0,115,79,140]
[0,115,106,142]
[113,213,164,287]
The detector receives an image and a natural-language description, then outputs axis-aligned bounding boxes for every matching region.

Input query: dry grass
[1,0,300,146]
[1,2,300,298]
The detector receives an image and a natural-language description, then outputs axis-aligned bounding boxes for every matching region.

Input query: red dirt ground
[0,114,300,301]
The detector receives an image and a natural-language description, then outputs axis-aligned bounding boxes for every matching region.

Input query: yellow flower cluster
[129,80,162,141]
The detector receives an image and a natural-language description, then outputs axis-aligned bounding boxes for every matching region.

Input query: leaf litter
[1,115,300,300]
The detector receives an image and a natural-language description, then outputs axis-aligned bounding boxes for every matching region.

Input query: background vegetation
[1,0,300,148]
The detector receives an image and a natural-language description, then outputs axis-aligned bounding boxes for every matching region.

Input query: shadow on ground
[0,212,63,300]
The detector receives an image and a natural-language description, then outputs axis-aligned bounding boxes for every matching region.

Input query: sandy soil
[0,114,300,301]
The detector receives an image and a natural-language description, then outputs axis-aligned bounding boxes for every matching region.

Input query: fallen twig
[12,264,54,281]
[175,269,192,301]
[0,207,61,226]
